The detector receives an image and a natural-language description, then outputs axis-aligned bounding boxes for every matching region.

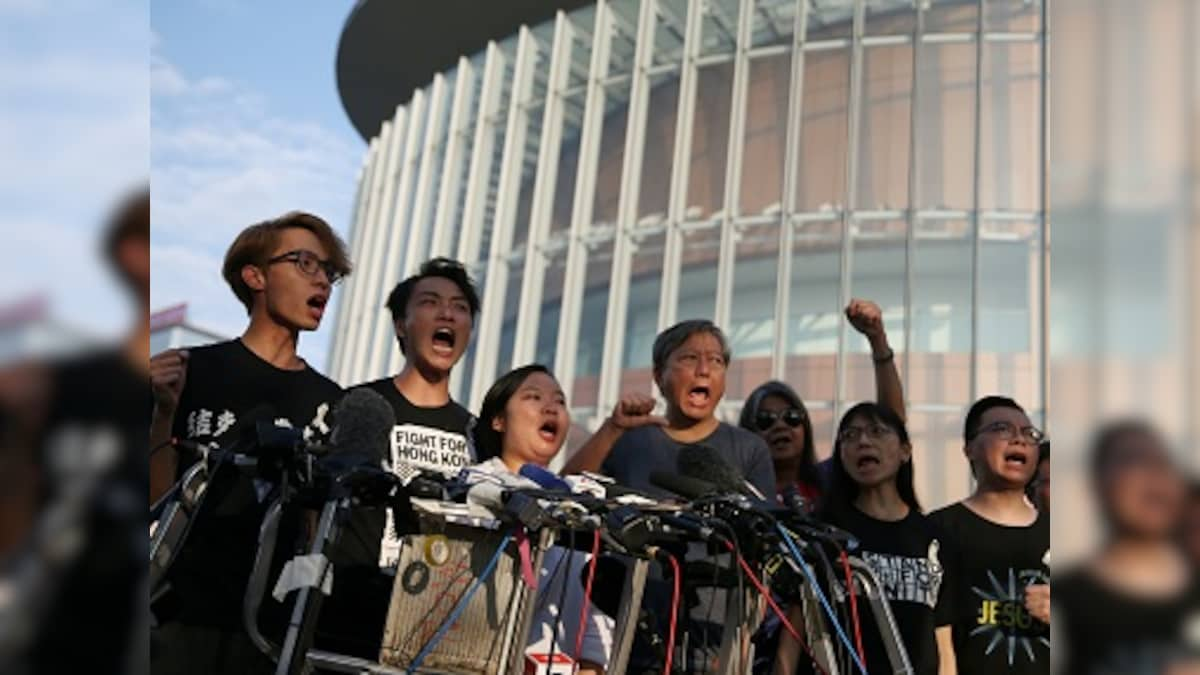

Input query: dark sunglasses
[754,408,807,431]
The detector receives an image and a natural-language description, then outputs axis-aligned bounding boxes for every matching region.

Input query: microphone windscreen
[330,388,396,465]
[676,443,746,495]
[518,463,571,492]
[649,471,717,500]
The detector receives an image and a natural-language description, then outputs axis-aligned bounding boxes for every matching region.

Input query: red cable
[573,529,602,663]
[662,551,682,675]
[840,549,867,671]
[723,540,829,675]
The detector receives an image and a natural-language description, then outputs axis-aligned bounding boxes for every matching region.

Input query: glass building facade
[329,0,1046,508]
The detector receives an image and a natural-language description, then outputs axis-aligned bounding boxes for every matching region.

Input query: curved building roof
[337,0,594,141]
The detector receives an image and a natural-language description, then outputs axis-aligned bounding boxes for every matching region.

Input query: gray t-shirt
[601,422,776,499]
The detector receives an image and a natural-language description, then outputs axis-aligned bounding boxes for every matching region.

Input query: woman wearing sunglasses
[774,402,955,675]
[738,299,905,511]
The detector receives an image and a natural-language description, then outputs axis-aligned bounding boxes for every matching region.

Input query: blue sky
[0,0,365,370]
[150,0,365,370]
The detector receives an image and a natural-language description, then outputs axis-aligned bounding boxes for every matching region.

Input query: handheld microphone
[518,463,572,492]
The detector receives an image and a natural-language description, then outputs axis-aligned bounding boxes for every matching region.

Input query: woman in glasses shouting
[737,298,905,513]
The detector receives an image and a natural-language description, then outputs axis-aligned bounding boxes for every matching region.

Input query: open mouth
[306,294,328,317]
[431,327,456,355]
[768,432,792,450]
[538,419,559,442]
[1003,451,1029,467]
[686,385,711,407]
[856,455,881,469]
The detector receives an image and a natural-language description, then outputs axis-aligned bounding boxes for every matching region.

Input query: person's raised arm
[561,392,666,475]
[845,298,906,422]
[149,349,188,504]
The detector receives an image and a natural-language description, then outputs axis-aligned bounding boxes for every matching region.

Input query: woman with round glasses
[774,402,957,675]
[738,299,905,511]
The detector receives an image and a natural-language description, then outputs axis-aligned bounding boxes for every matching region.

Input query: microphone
[649,471,719,501]
[307,388,397,506]
[676,444,749,495]
[518,463,572,492]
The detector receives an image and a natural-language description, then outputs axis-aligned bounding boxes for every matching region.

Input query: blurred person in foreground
[929,396,1049,675]
[0,188,150,674]
[149,212,351,674]
[1029,440,1050,514]
[1054,421,1200,674]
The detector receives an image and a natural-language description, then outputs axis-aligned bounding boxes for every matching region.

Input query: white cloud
[150,41,361,371]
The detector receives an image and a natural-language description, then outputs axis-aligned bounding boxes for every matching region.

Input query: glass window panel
[856,45,912,211]
[512,95,548,248]
[908,217,971,406]
[976,219,1041,411]
[697,0,740,58]
[865,0,917,35]
[750,0,797,49]
[795,48,849,212]
[805,2,854,41]
[620,231,667,395]
[979,40,1041,212]
[985,0,1041,33]
[536,248,569,367]
[844,219,907,403]
[807,405,837,464]
[739,53,790,217]
[571,237,615,409]
[686,63,734,221]
[925,0,978,33]
[676,224,722,321]
[915,42,976,210]
[784,221,843,406]
[552,99,585,233]
[638,71,681,220]
[496,258,525,378]
[592,93,629,226]
[906,409,972,511]
[727,222,780,401]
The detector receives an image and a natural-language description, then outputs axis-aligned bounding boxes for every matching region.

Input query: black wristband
[872,348,895,364]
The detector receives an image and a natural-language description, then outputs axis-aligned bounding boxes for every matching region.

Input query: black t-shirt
[163,339,343,630]
[1054,566,1200,675]
[601,422,776,499]
[26,350,151,674]
[338,377,475,569]
[828,506,951,675]
[928,502,1050,675]
[316,377,475,659]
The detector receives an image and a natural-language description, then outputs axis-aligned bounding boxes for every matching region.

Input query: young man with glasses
[929,395,1050,675]
[149,211,351,675]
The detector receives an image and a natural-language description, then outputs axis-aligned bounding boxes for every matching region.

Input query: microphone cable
[573,529,601,664]
[776,523,867,675]
[840,549,867,671]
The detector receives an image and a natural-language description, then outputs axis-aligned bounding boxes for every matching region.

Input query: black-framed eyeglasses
[973,420,1045,445]
[837,423,896,444]
[754,408,807,431]
[266,249,343,285]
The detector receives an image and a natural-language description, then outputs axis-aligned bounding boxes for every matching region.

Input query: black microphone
[314,388,397,504]
[648,471,719,500]
[676,443,750,496]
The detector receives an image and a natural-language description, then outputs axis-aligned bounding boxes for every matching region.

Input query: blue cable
[409,533,514,672]
[776,523,869,675]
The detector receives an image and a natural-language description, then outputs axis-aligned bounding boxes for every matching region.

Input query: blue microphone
[518,463,572,492]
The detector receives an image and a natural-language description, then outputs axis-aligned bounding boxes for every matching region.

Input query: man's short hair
[221,211,351,314]
[651,319,732,375]
[102,186,149,289]
[963,395,1026,444]
[384,258,481,355]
